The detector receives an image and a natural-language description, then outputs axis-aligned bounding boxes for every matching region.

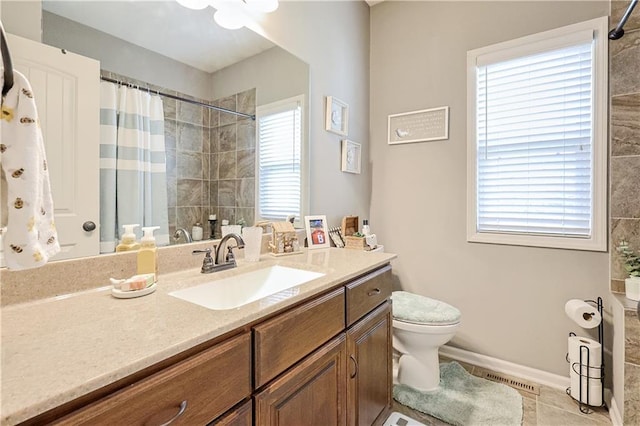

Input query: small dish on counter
[111,283,157,299]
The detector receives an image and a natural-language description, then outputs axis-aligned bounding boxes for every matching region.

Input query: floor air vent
[482,371,540,395]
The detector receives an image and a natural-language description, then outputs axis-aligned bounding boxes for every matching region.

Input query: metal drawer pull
[349,355,358,379]
[159,400,187,426]
[367,288,381,296]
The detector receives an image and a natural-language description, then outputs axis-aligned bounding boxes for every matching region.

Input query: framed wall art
[304,215,330,249]
[325,96,349,136]
[341,139,361,174]
[388,106,449,145]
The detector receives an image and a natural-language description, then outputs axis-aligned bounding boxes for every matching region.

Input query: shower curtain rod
[609,0,638,40]
[100,76,255,121]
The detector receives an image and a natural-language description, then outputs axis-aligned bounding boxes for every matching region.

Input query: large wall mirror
[34,1,309,259]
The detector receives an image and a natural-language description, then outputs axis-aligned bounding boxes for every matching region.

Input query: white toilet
[392,291,461,392]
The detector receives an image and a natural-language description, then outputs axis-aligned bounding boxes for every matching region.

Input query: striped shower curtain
[100,82,170,252]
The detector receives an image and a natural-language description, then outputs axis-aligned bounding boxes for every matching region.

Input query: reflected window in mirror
[256,96,305,226]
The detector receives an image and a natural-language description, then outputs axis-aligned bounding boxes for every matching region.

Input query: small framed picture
[341,139,361,174]
[304,215,330,249]
[325,96,349,136]
[387,106,449,145]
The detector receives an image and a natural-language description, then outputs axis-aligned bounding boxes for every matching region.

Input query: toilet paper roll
[568,335,602,406]
[570,369,603,406]
[564,299,601,329]
[568,336,602,371]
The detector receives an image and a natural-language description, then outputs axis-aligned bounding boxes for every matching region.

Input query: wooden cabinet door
[254,334,347,426]
[347,302,392,426]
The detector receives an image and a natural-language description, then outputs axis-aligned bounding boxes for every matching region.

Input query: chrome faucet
[214,233,246,270]
[174,228,193,243]
[193,233,246,274]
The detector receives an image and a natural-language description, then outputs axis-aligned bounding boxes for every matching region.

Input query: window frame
[255,94,308,228]
[466,16,608,252]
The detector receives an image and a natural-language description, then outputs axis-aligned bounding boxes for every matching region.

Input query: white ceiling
[42,1,276,73]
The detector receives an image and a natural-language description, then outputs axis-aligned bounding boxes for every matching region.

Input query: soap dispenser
[138,226,160,281]
[362,219,371,236]
[115,224,140,252]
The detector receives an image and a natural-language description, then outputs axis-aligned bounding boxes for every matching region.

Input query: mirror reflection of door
[5,33,100,263]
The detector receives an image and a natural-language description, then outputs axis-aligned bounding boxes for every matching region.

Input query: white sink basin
[169,265,325,310]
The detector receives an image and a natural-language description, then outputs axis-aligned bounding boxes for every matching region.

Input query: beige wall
[211,46,309,107]
[1,0,41,42]
[370,1,610,376]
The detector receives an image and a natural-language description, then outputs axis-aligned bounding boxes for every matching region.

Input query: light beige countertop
[1,248,396,425]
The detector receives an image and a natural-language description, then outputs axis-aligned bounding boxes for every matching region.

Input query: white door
[6,33,100,262]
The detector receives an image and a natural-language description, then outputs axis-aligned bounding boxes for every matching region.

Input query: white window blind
[257,99,302,222]
[476,41,594,237]
[467,16,608,251]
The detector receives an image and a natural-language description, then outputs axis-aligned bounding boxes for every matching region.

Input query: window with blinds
[257,97,303,223]
[466,17,607,251]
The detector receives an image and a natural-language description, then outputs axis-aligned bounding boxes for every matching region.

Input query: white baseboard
[440,345,570,391]
[609,394,623,426]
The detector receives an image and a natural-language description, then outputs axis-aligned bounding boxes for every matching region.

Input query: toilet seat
[393,318,460,334]
[392,291,461,326]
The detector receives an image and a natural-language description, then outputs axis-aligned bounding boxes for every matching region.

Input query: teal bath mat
[393,362,523,426]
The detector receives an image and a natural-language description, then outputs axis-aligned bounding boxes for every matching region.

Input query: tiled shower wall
[609,1,640,423]
[105,71,256,243]
[209,90,257,235]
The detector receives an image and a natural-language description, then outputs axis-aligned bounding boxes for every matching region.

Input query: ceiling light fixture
[176,0,210,10]
[176,0,279,30]
[213,8,246,30]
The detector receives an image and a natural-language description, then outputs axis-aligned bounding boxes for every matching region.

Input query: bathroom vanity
[1,249,395,425]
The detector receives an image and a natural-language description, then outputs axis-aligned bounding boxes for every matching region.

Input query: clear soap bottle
[115,224,140,252]
[362,219,371,236]
[137,226,159,282]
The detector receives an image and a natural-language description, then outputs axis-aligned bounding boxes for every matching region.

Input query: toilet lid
[392,291,461,325]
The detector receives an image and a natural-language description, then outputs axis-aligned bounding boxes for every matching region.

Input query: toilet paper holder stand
[565,296,605,415]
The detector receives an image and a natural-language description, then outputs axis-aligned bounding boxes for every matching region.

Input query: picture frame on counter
[304,215,330,249]
[325,96,349,136]
[341,139,361,174]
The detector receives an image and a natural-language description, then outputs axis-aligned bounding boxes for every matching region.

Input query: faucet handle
[192,248,215,273]
[192,248,212,255]
[225,246,236,263]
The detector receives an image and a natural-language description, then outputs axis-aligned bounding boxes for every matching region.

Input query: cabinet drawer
[55,332,251,426]
[254,287,345,388]
[345,265,392,326]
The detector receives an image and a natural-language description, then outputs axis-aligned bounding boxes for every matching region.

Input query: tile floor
[392,356,612,426]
